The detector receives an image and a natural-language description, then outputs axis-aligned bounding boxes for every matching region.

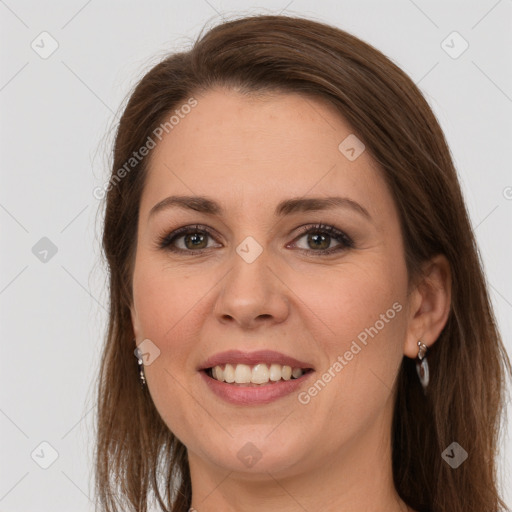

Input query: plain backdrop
[1,1,511,510]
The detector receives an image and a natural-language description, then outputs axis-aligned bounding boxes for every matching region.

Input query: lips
[197,349,315,371]
[200,368,314,405]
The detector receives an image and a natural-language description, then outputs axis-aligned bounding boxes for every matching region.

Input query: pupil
[186,233,206,249]
[309,233,329,250]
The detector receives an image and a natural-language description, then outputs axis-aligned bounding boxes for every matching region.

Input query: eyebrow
[148,195,372,221]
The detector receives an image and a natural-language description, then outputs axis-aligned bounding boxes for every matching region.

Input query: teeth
[291,367,303,379]
[281,365,292,380]
[234,364,252,384]
[209,363,307,385]
[251,363,269,384]
[269,363,282,381]
[224,364,235,383]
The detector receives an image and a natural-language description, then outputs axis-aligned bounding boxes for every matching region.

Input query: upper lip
[198,349,315,371]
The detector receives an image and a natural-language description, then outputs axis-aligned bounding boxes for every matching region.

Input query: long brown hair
[95,13,511,512]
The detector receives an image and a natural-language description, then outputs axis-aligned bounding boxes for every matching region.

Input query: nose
[213,247,290,330]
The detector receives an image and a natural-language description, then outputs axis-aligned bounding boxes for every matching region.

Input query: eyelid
[156,222,354,255]
[288,223,354,253]
[156,224,221,251]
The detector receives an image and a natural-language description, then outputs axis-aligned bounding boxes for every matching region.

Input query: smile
[200,365,315,405]
[207,362,313,385]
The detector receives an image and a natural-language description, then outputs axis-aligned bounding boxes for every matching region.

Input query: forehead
[140,88,394,222]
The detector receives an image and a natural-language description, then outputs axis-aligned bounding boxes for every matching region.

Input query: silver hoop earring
[415,340,429,394]
[134,340,146,386]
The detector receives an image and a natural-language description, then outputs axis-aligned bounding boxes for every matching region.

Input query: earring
[134,340,146,387]
[415,340,429,394]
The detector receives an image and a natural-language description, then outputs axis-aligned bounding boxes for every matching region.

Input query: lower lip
[200,370,314,405]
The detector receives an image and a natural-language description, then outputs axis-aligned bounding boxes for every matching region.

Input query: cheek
[297,257,406,345]
[131,258,204,386]
[131,259,211,436]
[133,257,200,338]
[293,256,407,408]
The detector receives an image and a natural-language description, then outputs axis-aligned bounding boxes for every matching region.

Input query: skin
[130,88,451,512]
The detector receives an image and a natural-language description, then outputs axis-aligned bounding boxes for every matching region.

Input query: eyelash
[156,223,355,256]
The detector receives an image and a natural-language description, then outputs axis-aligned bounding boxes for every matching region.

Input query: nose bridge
[214,235,289,328]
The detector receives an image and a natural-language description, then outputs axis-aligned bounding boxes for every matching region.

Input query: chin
[198,434,308,478]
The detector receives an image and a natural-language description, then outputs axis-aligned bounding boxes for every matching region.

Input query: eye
[157,224,221,252]
[288,223,354,255]
[157,222,354,255]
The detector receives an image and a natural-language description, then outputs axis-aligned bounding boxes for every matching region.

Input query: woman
[95,13,511,512]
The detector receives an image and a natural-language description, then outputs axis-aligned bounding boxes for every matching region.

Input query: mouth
[203,363,315,386]
[197,350,315,404]
[199,361,315,405]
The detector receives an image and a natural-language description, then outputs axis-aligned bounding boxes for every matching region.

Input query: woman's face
[130,88,414,478]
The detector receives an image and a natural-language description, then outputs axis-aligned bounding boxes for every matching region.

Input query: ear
[404,254,452,358]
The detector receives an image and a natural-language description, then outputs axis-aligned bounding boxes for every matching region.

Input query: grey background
[1,0,511,510]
